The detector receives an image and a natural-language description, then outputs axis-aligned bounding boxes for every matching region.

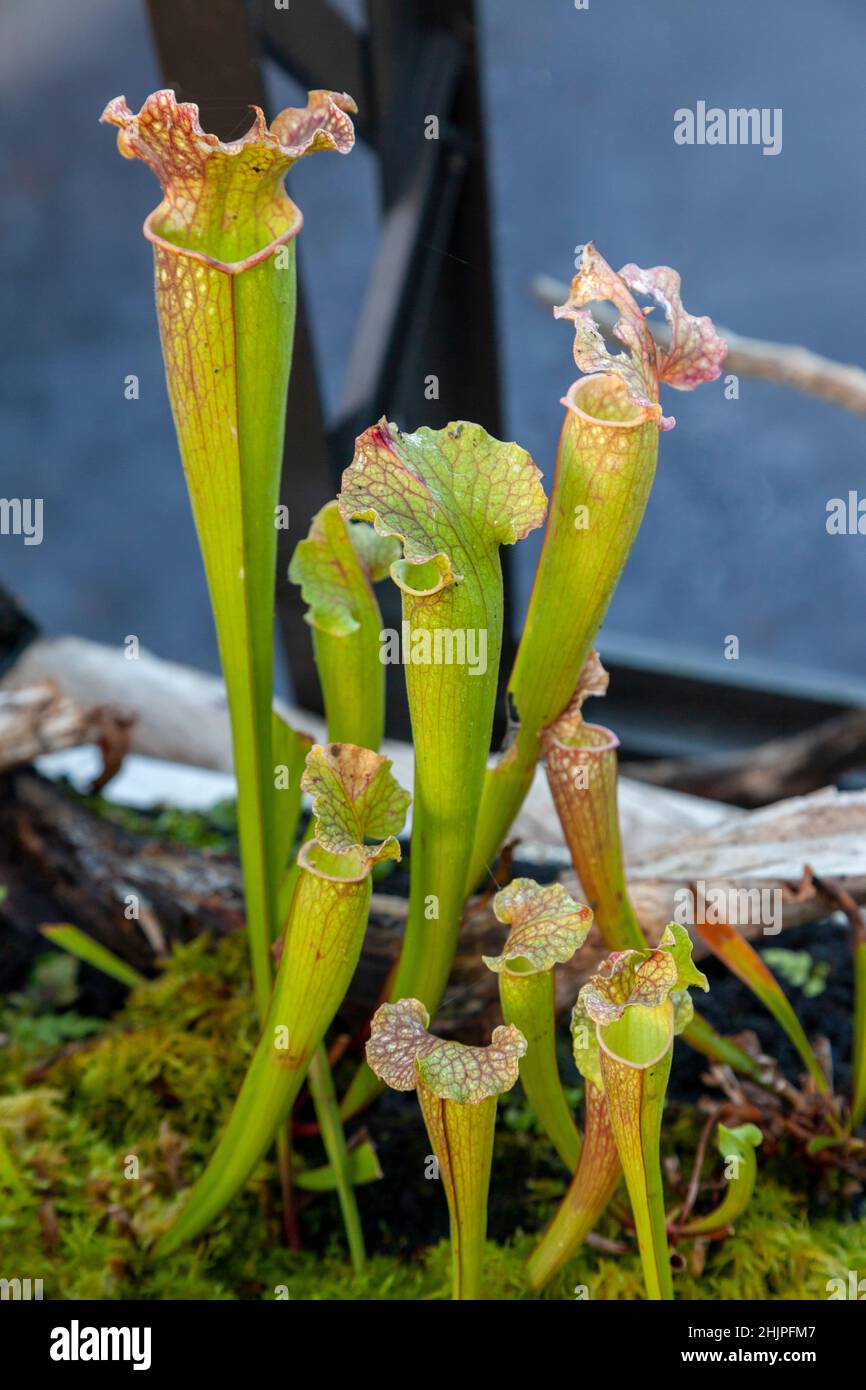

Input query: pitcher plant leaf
[339,418,547,578]
[366,997,526,1103]
[484,879,593,975]
[301,743,409,868]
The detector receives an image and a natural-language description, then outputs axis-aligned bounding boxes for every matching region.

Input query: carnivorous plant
[527,1013,622,1292]
[543,653,764,1079]
[338,419,546,1116]
[289,501,400,751]
[572,926,709,1299]
[287,502,401,1261]
[468,246,725,893]
[484,879,592,1170]
[366,997,526,1299]
[157,743,409,1253]
[102,89,356,1020]
[100,123,801,1294]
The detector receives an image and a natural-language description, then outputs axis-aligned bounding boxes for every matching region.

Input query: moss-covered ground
[0,930,862,1300]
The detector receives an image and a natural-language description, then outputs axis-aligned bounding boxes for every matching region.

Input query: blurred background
[1,0,864,755]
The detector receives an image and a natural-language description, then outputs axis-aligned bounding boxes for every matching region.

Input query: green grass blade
[40,925,147,990]
[294,1138,381,1192]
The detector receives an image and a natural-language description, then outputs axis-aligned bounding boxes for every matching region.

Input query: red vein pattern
[366,998,526,1102]
[554,242,725,430]
[101,88,356,269]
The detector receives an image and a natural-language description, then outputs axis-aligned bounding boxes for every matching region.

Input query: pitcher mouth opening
[102,87,356,277]
[545,720,620,757]
[390,554,456,597]
[562,374,659,429]
[297,838,370,884]
[144,202,304,276]
[598,1000,674,1070]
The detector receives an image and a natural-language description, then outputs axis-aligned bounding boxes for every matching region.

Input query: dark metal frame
[598,631,866,760]
[145,0,504,731]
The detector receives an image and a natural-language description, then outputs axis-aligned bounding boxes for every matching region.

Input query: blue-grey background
[1,0,864,699]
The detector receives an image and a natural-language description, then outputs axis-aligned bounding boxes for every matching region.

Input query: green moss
[270,1181,864,1301]
[0,931,861,1300]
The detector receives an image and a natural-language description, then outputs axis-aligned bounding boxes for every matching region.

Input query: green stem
[294,1141,380,1191]
[527,1079,620,1291]
[154,245,297,1020]
[307,1046,366,1273]
[341,557,505,1120]
[395,558,504,1007]
[680,1013,763,1079]
[416,1082,497,1300]
[599,1011,674,1301]
[499,971,582,1171]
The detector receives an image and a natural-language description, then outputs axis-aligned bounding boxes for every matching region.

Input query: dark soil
[669,916,854,1102]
